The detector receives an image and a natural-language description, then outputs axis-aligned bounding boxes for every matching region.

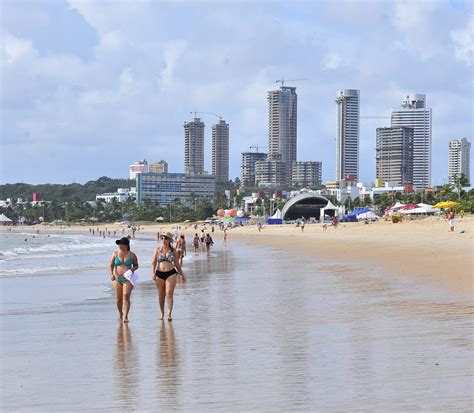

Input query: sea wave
[0,263,104,277]
[0,242,111,261]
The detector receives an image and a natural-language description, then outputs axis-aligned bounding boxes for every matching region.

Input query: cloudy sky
[1,0,472,185]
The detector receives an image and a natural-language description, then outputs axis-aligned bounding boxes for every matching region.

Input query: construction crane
[190,111,223,120]
[275,77,307,87]
[249,145,267,153]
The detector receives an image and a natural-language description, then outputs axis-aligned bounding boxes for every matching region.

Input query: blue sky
[1,0,472,185]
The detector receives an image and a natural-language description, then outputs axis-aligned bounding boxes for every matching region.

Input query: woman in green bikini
[108,237,139,323]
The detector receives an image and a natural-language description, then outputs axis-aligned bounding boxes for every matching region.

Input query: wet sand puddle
[1,240,473,411]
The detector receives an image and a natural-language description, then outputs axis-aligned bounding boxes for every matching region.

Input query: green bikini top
[114,253,133,267]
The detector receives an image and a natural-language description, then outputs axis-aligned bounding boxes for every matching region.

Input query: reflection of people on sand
[157,322,179,402]
[109,237,139,323]
[114,323,138,405]
[152,232,185,321]
[223,228,228,245]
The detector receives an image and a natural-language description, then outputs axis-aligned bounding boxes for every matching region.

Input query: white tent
[357,210,379,220]
[0,213,13,225]
[320,201,339,221]
[271,209,282,219]
[401,203,439,214]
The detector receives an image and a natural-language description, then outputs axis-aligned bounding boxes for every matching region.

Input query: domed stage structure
[280,193,334,221]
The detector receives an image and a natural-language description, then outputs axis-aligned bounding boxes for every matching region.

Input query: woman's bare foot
[123,317,129,323]
[118,314,123,322]
[168,314,172,321]
[160,313,164,320]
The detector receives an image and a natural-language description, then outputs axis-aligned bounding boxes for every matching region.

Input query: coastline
[4,215,473,297]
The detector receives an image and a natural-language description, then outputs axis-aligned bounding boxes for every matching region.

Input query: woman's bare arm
[151,248,158,279]
[109,252,116,280]
[131,252,139,272]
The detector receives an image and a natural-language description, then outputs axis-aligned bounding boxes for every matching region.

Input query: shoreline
[3,215,473,297]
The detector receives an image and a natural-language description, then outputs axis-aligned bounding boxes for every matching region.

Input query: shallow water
[1,234,473,411]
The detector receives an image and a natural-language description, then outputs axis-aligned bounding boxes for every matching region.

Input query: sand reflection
[156,321,180,407]
[114,323,139,409]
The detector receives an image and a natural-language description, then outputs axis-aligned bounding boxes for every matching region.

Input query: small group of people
[108,232,185,323]
[192,230,214,254]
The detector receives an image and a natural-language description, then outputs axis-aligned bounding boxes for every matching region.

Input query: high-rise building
[335,89,360,182]
[391,94,432,189]
[267,86,297,186]
[292,161,322,187]
[448,137,471,186]
[184,118,205,174]
[376,127,414,186]
[255,155,287,189]
[211,119,230,182]
[129,160,148,179]
[149,160,168,174]
[241,151,267,187]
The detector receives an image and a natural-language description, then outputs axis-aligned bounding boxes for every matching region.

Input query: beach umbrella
[433,201,459,209]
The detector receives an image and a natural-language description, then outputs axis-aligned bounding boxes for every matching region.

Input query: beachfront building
[136,172,215,206]
[184,117,205,174]
[255,155,287,188]
[149,160,168,174]
[267,85,297,186]
[448,137,471,186]
[129,160,148,179]
[335,89,360,182]
[292,161,322,187]
[96,188,134,203]
[211,119,230,182]
[391,94,432,189]
[241,151,267,187]
[376,127,414,186]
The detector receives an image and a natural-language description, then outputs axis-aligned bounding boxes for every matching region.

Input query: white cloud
[451,14,474,66]
[2,34,37,63]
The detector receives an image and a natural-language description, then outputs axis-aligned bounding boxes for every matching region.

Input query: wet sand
[1,238,473,411]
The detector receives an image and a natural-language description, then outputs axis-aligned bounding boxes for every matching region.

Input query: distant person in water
[108,237,139,323]
[152,232,185,321]
[175,234,186,267]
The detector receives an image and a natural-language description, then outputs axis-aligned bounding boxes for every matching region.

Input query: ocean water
[1,231,473,411]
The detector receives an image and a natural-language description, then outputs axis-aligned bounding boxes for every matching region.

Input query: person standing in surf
[108,237,139,323]
[175,234,187,267]
[152,232,185,321]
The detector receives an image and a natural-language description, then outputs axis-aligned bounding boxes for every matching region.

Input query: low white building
[96,188,134,203]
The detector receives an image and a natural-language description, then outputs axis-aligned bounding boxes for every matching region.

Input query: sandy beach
[1,224,473,411]
[17,215,473,297]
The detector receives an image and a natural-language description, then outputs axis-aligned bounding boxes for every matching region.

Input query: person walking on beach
[175,234,186,267]
[193,233,200,253]
[204,233,214,254]
[152,232,185,321]
[108,237,139,323]
[447,209,455,232]
[301,217,306,232]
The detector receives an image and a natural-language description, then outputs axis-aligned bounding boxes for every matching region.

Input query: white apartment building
[335,89,360,182]
[391,94,432,189]
[448,137,471,186]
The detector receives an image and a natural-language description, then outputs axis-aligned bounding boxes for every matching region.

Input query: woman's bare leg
[155,278,166,320]
[165,275,178,321]
[113,281,124,321]
[122,282,133,322]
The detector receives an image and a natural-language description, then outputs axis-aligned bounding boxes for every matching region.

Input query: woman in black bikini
[151,232,185,321]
